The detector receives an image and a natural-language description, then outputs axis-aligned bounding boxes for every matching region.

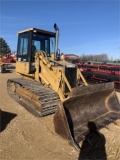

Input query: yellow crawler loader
[7,24,120,150]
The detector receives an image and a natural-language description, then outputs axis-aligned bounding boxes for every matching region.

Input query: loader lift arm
[34,50,88,101]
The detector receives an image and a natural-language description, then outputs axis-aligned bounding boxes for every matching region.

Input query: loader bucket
[54,82,120,150]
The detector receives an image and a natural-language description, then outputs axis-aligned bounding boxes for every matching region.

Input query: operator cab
[16,28,56,74]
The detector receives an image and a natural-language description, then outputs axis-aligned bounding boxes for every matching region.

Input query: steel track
[7,78,60,117]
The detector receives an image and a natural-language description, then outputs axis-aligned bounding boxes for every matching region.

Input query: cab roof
[18,28,56,36]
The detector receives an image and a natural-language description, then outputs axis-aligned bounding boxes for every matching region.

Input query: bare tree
[80,53,109,62]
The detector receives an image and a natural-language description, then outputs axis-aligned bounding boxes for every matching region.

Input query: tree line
[0,37,11,56]
[80,53,109,62]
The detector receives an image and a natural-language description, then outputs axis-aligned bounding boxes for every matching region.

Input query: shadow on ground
[0,70,14,74]
[78,121,107,160]
[0,109,17,132]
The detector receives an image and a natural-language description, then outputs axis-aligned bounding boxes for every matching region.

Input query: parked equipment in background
[7,24,120,150]
[2,52,16,63]
[0,55,7,73]
[79,64,120,91]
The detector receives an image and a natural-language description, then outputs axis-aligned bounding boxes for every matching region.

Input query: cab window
[32,32,55,56]
[17,32,29,55]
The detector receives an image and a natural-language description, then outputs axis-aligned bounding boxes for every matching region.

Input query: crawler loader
[7,24,120,150]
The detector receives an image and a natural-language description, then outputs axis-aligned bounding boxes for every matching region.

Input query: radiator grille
[65,67,77,92]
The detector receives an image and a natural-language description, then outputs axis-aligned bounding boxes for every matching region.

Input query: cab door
[16,32,30,74]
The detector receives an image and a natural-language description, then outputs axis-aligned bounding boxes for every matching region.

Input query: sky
[0,0,120,60]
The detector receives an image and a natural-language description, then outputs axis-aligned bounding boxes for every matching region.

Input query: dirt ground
[0,68,120,160]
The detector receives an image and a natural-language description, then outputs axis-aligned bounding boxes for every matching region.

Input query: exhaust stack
[54,23,60,60]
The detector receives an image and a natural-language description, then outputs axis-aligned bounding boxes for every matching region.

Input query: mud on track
[0,68,120,160]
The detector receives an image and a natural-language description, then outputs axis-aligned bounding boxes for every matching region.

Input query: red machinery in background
[62,53,120,91]
[79,63,120,91]
[2,52,16,63]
